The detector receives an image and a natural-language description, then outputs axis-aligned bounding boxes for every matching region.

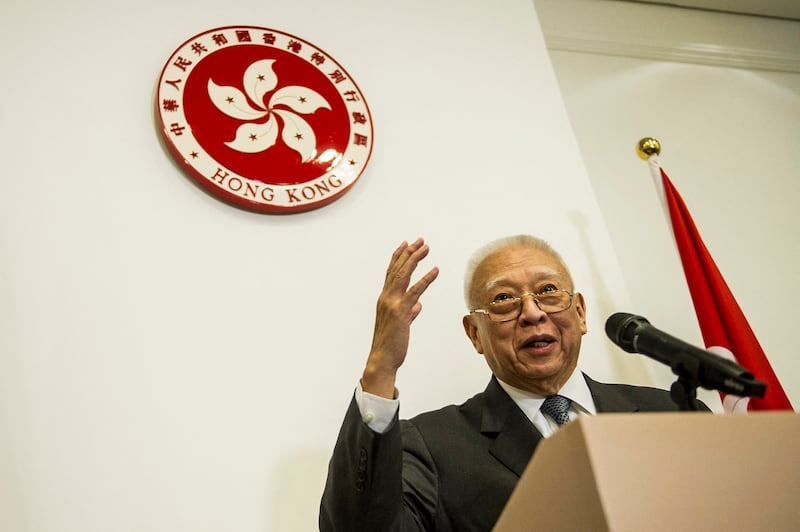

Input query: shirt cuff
[355,381,400,434]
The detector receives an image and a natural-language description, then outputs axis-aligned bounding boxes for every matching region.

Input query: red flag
[649,156,793,411]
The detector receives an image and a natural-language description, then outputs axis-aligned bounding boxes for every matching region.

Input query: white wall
[537,0,800,406]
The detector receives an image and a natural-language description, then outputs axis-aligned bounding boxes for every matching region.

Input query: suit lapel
[479,378,543,477]
[475,374,643,478]
[584,374,640,413]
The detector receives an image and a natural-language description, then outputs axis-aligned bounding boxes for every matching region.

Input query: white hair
[463,234,572,308]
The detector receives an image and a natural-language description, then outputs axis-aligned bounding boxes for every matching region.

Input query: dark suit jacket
[319,374,706,531]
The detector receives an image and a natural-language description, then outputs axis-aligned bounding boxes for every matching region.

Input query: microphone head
[605,312,650,353]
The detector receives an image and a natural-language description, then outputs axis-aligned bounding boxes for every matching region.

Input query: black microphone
[605,312,766,398]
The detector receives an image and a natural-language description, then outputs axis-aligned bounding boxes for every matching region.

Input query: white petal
[269,86,331,115]
[208,80,268,120]
[224,115,279,153]
[274,109,316,163]
[243,59,278,108]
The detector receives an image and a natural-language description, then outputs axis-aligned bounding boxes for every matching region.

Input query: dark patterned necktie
[541,395,571,426]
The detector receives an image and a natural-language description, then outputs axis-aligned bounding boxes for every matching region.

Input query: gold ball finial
[636,137,661,160]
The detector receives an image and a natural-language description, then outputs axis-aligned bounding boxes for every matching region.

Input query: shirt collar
[497,370,597,416]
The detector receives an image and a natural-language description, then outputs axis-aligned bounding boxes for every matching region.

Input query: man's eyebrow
[483,270,563,291]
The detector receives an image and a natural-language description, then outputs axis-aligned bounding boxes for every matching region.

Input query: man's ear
[575,292,588,335]
[462,315,484,354]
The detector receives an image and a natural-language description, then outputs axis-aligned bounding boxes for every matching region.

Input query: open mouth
[521,336,555,350]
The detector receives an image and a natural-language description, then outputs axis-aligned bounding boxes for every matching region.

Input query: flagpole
[637,137,667,211]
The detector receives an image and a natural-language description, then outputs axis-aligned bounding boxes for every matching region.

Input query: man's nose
[518,294,547,322]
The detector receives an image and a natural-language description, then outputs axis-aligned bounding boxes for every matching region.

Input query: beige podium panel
[493,412,799,532]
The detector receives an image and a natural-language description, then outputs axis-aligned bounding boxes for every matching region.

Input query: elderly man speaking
[320,235,704,531]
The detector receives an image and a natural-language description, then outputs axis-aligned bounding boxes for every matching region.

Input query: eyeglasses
[470,290,575,322]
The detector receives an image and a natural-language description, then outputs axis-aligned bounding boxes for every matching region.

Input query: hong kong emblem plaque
[156,26,373,213]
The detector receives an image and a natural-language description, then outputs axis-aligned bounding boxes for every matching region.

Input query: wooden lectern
[493,412,799,531]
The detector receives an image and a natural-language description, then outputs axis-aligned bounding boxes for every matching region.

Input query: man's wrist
[360,365,397,399]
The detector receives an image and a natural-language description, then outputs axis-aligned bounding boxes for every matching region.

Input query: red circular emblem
[156,26,373,213]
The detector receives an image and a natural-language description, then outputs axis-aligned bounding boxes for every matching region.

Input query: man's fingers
[409,266,439,297]
[384,242,406,282]
[385,238,429,287]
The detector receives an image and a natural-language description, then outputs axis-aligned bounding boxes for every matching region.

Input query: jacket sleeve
[319,395,438,531]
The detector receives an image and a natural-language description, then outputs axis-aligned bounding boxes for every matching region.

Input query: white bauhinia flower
[207,59,331,161]
[224,114,280,154]
[243,59,279,105]
[274,109,316,162]
[207,80,269,121]
[270,85,331,114]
